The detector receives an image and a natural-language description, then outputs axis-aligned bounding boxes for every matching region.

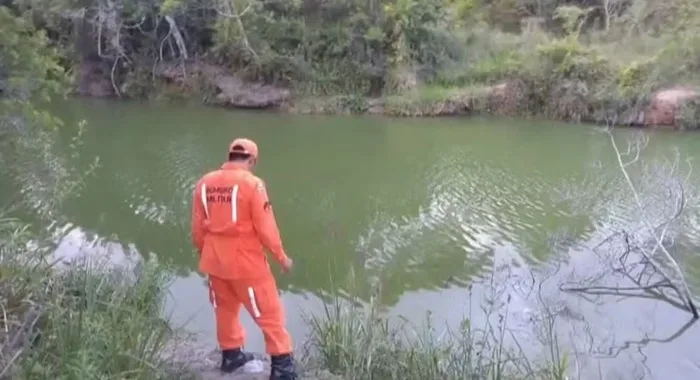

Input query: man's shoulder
[247,172,265,184]
[244,173,268,196]
[231,170,261,185]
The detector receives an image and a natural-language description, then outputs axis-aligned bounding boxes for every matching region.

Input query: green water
[6,98,700,377]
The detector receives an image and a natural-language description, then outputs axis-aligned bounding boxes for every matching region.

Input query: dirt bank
[74,60,700,129]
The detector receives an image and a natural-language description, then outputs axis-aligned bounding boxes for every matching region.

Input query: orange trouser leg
[209,276,246,350]
[232,277,293,356]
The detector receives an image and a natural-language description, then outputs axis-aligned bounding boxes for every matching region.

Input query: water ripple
[354,147,570,290]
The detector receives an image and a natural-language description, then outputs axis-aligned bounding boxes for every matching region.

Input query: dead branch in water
[606,130,698,317]
[560,129,699,318]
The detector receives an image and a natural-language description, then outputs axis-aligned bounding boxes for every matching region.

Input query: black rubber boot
[220,348,254,373]
[269,353,298,380]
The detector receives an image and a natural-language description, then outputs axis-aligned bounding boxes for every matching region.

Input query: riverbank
[2,262,569,380]
[75,50,700,130]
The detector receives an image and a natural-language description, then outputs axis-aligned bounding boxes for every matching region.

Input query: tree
[0,4,96,217]
[0,5,65,131]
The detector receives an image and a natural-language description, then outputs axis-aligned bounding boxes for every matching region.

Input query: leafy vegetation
[2,0,700,123]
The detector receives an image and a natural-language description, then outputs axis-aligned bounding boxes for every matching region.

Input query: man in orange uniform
[191,138,297,380]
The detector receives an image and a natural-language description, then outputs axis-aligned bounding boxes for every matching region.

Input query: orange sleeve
[191,178,207,254]
[251,179,289,265]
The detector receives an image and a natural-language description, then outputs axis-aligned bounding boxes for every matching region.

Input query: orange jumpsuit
[191,161,293,356]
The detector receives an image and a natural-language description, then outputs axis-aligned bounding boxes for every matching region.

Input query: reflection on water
[541,242,700,379]
[53,225,134,264]
[5,99,700,377]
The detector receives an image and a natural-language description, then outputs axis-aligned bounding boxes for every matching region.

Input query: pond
[6,98,700,378]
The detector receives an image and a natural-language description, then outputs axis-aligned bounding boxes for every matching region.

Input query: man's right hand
[281,257,294,273]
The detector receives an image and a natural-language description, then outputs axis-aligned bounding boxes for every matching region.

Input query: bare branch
[164,15,189,60]
[215,0,259,62]
[214,0,253,18]
[607,130,698,318]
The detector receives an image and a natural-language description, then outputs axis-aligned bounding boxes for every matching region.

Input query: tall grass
[303,280,570,380]
[0,216,178,379]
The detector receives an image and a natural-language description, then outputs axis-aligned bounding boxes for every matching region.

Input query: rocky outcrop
[213,76,290,109]
[643,87,700,128]
[75,60,114,98]
[155,62,290,109]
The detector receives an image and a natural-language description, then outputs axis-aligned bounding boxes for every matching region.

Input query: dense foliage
[1,0,698,107]
[3,0,700,118]
[0,5,81,217]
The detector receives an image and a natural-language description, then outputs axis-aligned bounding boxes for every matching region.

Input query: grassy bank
[292,24,700,128]
[0,217,179,379]
[0,212,568,379]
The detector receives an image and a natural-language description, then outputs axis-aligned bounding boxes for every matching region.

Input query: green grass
[302,282,571,380]
[0,216,178,379]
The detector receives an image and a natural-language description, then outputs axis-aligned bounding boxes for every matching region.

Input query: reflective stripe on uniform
[200,183,209,219]
[248,287,261,318]
[209,279,217,309]
[231,185,239,223]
